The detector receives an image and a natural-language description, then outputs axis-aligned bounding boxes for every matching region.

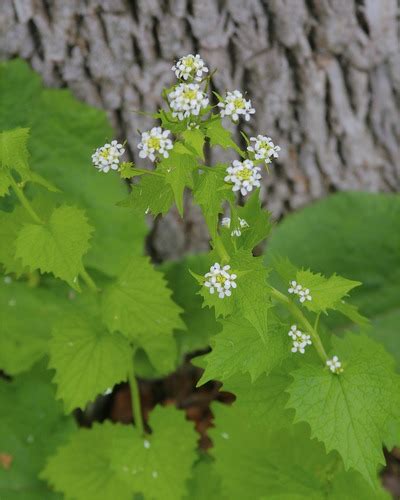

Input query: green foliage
[1,56,398,500]
[42,406,197,500]
[287,333,400,486]
[49,315,133,412]
[0,364,75,499]
[15,205,93,290]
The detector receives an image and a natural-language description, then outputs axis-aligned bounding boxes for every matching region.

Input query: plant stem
[214,236,230,263]
[80,268,98,292]
[270,287,328,363]
[7,172,43,224]
[131,167,164,177]
[128,370,145,436]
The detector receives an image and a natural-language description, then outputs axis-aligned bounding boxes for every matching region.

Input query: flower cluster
[224,160,261,196]
[288,325,312,354]
[172,54,209,82]
[247,135,281,167]
[167,83,209,121]
[221,217,249,237]
[92,140,125,173]
[137,127,173,162]
[327,356,343,374]
[218,90,255,122]
[204,263,237,299]
[288,280,312,303]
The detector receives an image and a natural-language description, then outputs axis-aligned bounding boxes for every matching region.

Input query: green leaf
[199,251,270,331]
[49,316,132,413]
[161,151,197,216]
[127,174,174,216]
[181,129,205,159]
[102,256,184,373]
[0,364,75,499]
[42,406,197,500]
[236,189,272,250]
[287,333,400,486]
[193,165,232,238]
[0,168,11,197]
[15,205,93,290]
[0,59,148,277]
[184,455,226,500]
[0,276,70,375]
[205,117,242,154]
[0,127,30,176]
[0,206,30,275]
[211,402,385,500]
[265,192,400,365]
[162,254,221,356]
[198,312,289,385]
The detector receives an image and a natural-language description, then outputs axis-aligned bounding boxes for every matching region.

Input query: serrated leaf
[205,117,242,154]
[184,455,226,500]
[198,313,289,385]
[49,316,132,412]
[0,127,30,177]
[42,406,197,500]
[127,174,174,216]
[161,151,197,216]
[210,400,385,499]
[193,165,232,238]
[102,256,184,362]
[199,251,270,332]
[287,333,400,486]
[15,205,93,290]
[181,129,205,160]
[0,206,30,275]
[0,364,75,499]
[0,59,148,277]
[236,189,272,250]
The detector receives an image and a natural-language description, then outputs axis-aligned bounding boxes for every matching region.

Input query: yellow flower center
[183,89,198,100]
[216,275,226,285]
[236,168,252,181]
[100,148,110,159]
[184,58,195,69]
[233,98,245,109]
[147,137,161,150]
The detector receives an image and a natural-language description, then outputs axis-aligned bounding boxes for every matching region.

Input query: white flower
[218,90,255,122]
[137,127,173,162]
[288,280,312,304]
[172,54,209,82]
[167,83,209,121]
[299,288,312,303]
[327,356,343,374]
[204,263,237,299]
[221,217,249,237]
[224,160,261,196]
[288,280,302,295]
[92,140,125,173]
[288,324,312,354]
[247,135,281,166]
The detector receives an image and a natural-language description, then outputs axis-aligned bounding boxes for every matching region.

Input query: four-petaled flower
[221,217,249,237]
[92,140,125,173]
[247,135,281,167]
[224,160,261,196]
[288,280,312,304]
[288,325,312,354]
[218,90,255,122]
[137,127,173,162]
[204,263,237,299]
[167,83,209,121]
[327,356,343,374]
[172,54,209,82]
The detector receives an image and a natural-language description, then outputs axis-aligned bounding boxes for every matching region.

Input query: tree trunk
[2,0,400,259]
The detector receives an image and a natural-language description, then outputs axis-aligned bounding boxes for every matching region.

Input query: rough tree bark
[2,0,400,260]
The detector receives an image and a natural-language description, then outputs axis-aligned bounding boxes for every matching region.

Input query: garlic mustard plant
[1,55,397,500]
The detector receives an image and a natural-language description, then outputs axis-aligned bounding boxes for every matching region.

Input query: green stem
[128,369,145,436]
[80,268,98,292]
[270,287,328,363]
[131,168,164,177]
[7,172,43,224]
[214,236,230,263]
